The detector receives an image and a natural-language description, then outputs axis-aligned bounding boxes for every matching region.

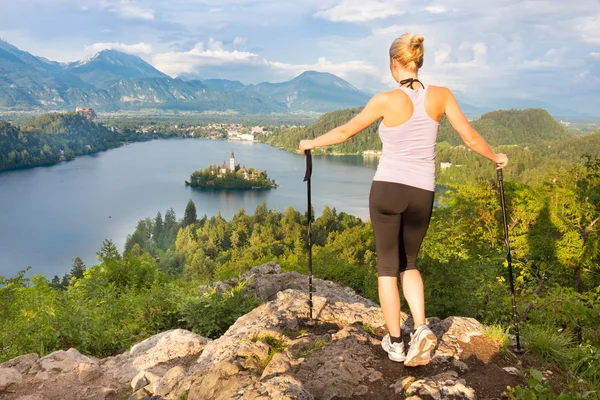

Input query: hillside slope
[0,263,534,400]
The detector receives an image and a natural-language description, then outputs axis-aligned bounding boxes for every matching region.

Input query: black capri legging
[369,181,434,277]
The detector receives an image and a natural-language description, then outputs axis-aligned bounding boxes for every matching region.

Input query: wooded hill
[259,107,575,154]
[257,107,600,187]
[0,112,123,170]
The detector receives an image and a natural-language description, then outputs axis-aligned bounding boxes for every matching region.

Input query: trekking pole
[304,150,314,320]
[497,168,524,353]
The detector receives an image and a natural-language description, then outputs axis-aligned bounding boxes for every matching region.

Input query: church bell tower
[230,151,235,171]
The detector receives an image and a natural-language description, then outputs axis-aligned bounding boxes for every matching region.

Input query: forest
[1,106,599,397]
[255,107,576,154]
[0,112,208,172]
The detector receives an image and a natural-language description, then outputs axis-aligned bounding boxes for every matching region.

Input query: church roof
[221,162,227,169]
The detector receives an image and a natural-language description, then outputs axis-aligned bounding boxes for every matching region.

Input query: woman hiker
[298,33,508,367]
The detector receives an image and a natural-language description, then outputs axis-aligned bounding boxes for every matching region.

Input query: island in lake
[186,152,278,190]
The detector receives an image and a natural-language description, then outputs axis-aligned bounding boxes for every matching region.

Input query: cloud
[268,57,379,79]
[521,48,566,69]
[314,0,405,22]
[590,52,600,59]
[425,5,447,14]
[233,37,248,47]
[577,14,600,43]
[371,25,409,37]
[101,0,156,21]
[152,38,261,76]
[433,42,488,68]
[152,38,379,82]
[84,42,153,55]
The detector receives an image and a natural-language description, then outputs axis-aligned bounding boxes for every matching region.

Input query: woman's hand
[299,140,315,153]
[494,153,508,169]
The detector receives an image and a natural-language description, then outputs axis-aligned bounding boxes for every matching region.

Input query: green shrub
[571,343,600,391]
[180,280,260,338]
[508,368,594,399]
[522,325,574,368]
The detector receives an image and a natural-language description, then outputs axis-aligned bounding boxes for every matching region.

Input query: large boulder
[0,330,210,400]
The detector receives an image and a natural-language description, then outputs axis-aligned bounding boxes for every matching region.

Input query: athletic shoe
[381,333,406,362]
[404,325,437,367]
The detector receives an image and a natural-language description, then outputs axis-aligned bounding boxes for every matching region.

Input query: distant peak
[297,70,332,78]
[0,38,19,51]
[78,49,148,67]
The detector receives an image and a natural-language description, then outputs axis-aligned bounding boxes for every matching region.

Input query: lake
[0,139,387,279]
[0,139,448,279]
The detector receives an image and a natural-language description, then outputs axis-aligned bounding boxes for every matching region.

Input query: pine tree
[70,257,86,280]
[153,211,164,249]
[50,275,62,289]
[60,273,71,288]
[96,239,121,262]
[183,199,198,228]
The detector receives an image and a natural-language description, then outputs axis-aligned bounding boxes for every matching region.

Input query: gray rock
[403,371,476,400]
[0,354,39,375]
[260,351,293,380]
[0,367,23,392]
[237,340,271,360]
[129,388,151,400]
[129,329,210,371]
[153,366,186,397]
[77,362,102,384]
[131,371,151,391]
[452,359,470,373]
[503,366,520,376]
[38,348,97,375]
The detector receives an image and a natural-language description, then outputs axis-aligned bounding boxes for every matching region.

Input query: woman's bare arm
[444,88,508,169]
[299,93,387,152]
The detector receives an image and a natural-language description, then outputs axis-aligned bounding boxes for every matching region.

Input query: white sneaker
[381,333,406,362]
[404,325,437,367]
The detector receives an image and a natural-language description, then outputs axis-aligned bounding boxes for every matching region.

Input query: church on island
[212,151,260,180]
[186,152,277,190]
[217,152,251,180]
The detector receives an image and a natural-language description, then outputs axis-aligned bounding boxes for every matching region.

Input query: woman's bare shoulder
[427,85,451,94]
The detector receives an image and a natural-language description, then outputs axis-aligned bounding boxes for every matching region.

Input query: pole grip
[304,150,312,182]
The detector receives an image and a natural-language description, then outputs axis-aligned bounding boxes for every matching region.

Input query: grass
[295,338,331,359]
[249,334,288,375]
[283,328,309,339]
[361,324,376,336]
[483,324,511,354]
[522,324,574,368]
[252,334,287,353]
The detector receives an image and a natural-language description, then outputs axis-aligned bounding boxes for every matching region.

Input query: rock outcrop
[0,330,210,400]
[0,262,521,400]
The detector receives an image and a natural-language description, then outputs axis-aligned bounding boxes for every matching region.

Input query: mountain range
[0,39,588,117]
[0,40,373,114]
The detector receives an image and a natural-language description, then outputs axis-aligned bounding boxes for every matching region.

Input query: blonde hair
[389,33,425,72]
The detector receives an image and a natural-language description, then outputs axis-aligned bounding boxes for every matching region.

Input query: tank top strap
[399,85,427,114]
[416,85,429,114]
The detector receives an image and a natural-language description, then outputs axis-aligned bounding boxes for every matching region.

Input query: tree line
[255,107,575,154]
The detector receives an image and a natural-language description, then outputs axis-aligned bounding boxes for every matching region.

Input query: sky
[1,0,599,115]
